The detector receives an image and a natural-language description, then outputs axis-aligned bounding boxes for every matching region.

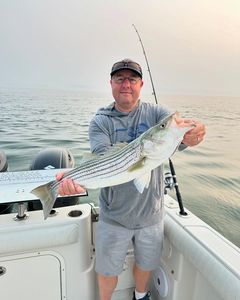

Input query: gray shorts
[95,220,164,276]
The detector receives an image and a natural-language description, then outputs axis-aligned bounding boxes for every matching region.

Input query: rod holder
[14,202,29,221]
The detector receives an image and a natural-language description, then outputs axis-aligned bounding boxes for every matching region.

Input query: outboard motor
[29,147,79,211]
[0,150,8,172]
[0,150,11,214]
[30,147,75,170]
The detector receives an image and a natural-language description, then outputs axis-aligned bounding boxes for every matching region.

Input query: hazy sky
[0,0,239,95]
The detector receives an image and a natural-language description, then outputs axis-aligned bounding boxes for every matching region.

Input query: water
[0,88,239,247]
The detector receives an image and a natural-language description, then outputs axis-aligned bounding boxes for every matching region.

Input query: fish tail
[31,181,58,220]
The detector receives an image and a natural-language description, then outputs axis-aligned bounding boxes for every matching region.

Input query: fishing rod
[132,24,188,216]
[132,24,158,105]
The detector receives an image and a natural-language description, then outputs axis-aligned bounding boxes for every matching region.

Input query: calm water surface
[0,88,239,247]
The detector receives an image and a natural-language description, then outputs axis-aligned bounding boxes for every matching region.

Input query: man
[57,59,206,300]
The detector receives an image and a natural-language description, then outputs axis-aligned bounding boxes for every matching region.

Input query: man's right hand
[56,172,86,196]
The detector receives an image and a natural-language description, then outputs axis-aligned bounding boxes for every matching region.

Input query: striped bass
[31,113,194,219]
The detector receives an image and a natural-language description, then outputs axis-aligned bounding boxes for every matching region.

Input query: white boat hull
[0,196,239,300]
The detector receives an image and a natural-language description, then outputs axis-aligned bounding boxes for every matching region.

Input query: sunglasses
[112,76,141,85]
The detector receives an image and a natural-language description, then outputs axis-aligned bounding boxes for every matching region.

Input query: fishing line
[132,24,187,216]
[132,24,158,105]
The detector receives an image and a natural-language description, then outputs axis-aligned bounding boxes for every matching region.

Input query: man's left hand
[181,119,206,146]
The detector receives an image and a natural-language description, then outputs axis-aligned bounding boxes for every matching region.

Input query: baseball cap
[110,59,142,78]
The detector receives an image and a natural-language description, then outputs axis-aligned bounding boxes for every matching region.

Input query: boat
[0,148,239,300]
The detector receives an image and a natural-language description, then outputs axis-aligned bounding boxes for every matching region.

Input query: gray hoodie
[89,100,171,229]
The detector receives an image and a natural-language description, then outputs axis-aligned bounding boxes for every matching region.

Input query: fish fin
[134,173,151,193]
[128,157,146,172]
[31,181,58,220]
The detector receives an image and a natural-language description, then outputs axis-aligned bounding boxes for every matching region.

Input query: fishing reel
[164,159,188,216]
[164,172,175,194]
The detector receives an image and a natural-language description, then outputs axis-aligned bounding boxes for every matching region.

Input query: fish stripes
[31,114,193,219]
[65,143,141,179]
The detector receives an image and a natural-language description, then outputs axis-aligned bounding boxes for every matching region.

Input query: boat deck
[0,197,239,300]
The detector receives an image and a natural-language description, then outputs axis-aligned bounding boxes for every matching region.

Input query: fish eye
[160,122,166,128]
